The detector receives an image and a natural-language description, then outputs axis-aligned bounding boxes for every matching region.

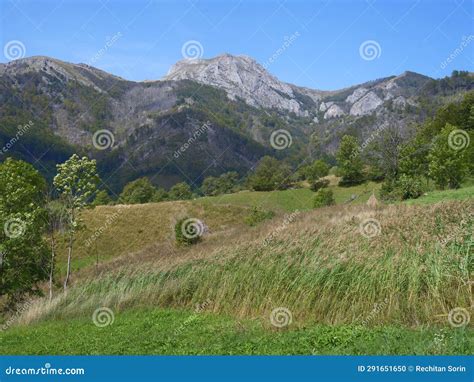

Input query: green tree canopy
[428,123,470,189]
[247,156,292,191]
[305,159,330,182]
[119,177,156,204]
[0,158,49,305]
[169,182,193,200]
[54,154,99,290]
[336,135,364,186]
[201,172,239,196]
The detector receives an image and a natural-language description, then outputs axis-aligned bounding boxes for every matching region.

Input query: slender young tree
[44,196,67,300]
[53,154,99,290]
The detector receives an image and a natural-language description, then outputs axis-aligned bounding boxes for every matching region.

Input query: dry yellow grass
[19,199,473,329]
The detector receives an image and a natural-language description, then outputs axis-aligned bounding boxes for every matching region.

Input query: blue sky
[1,0,472,90]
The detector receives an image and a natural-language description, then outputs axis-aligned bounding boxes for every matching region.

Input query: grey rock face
[350,91,383,116]
[345,87,368,104]
[164,54,303,113]
[324,104,345,119]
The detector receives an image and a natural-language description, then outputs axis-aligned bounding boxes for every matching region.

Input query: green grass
[26,200,472,332]
[197,181,381,212]
[1,308,471,355]
[403,185,474,205]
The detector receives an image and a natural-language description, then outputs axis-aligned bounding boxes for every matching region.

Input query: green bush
[313,189,335,208]
[244,206,275,226]
[92,190,112,206]
[380,175,424,201]
[398,174,424,200]
[247,156,293,191]
[119,178,156,204]
[169,182,193,200]
[310,178,330,192]
[175,218,203,246]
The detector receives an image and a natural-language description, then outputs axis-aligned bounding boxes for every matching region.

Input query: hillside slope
[1,55,472,189]
[1,197,472,355]
[15,198,473,327]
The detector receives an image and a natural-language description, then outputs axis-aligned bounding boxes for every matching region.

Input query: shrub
[92,190,112,206]
[119,178,156,204]
[306,160,330,182]
[310,178,330,192]
[247,156,293,191]
[201,172,239,196]
[151,188,168,202]
[313,189,335,208]
[244,206,275,226]
[169,182,192,200]
[380,175,424,201]
[398,174,424,200]
[175,218,203,246]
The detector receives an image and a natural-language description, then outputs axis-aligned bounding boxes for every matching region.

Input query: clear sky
[1,0,472,90]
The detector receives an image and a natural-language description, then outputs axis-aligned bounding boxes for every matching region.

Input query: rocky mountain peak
[163,53,302,113]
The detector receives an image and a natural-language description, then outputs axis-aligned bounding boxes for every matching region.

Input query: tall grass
[20,199,473,328]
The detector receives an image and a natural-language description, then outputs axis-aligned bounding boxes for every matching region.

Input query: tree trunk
[63,232,73,291]
[49,232,55,301]
[63,206,75,292]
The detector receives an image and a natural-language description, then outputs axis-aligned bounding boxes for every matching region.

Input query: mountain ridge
[0,54,472,191]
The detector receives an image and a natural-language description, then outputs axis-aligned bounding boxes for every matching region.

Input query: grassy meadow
[0,178,472,355]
